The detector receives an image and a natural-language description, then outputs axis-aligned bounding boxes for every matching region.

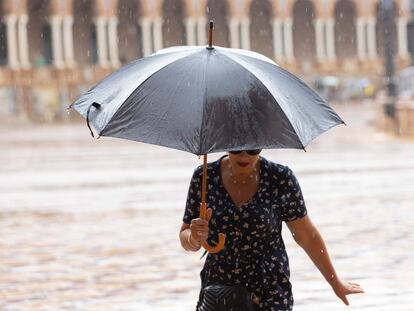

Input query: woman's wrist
[187,232,201,250]
[329,273,341,289]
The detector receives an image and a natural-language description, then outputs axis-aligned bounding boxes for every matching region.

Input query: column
[367,16,377,59]
[17,14,30,69]
[63,15,75,68]
[284,18,294,61]
[229,18,240,48]
[108,16,121,67]
[273,18,284,61]
[153,17,163,52]
[356,17,367,60]
[185,18,196,45]
[241,18,250,50]
[197,17,207,45]
[140,17,152,57]
[315,18,325,61]
[95,16,109,67]
[50,15,64,69]
[5,15,19,69]
[397,17,409,59]
[326,17,336,61]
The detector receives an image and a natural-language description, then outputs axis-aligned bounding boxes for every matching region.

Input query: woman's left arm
[286,215,364,305]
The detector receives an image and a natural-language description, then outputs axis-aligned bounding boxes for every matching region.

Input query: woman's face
[228,150,261,174]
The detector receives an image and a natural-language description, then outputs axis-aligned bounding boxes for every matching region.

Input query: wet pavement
[1,101,413,310]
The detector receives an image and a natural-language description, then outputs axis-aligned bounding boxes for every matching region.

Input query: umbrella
[69,21,344,254]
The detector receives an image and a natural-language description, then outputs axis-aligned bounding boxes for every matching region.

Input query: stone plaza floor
[1,101,413,310]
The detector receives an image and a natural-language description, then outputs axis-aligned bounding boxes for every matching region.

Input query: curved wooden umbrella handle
[201,234,225,253]
[200,203,226,254]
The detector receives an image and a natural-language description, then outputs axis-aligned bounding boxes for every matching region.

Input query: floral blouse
[183,156,307,311]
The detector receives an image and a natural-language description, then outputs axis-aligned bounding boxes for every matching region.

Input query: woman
[179,150,364,311]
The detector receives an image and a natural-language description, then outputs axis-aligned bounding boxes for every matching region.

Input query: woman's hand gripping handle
[197,202,225,253]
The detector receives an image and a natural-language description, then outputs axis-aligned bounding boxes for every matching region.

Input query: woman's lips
[237,161,249,167]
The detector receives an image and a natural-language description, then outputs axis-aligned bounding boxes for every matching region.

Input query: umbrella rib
[216,46,278,67]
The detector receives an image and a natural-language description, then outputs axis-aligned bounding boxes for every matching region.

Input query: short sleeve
[182,166,202,224]
[279,166,307,222]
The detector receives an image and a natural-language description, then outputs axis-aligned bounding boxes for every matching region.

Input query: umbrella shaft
[200,154,207,219]
[202,154,207,204]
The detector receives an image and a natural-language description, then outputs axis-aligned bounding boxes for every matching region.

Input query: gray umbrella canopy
[71,45,344,155]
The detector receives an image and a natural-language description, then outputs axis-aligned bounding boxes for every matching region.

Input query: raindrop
[320,249,324,253]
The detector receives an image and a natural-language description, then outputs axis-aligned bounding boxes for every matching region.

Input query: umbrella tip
[67,103,74,111]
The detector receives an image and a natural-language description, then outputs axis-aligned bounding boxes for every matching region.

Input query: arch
[118,0,142,63]
[334,0,357,61]
[73,0,97,66]
[27,0,52,66]
[287,0,318,17]
[206,0,230,47]
[292,0,316,66]
[343,0,361,17]
[375,0,398,58]
[0,0,7,65]
[162,0,186,47]
[249,0,274,58]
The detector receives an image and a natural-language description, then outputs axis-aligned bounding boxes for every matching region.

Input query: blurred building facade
[0,0,413,120]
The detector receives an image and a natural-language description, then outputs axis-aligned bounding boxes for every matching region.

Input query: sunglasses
[229,149,262,156]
